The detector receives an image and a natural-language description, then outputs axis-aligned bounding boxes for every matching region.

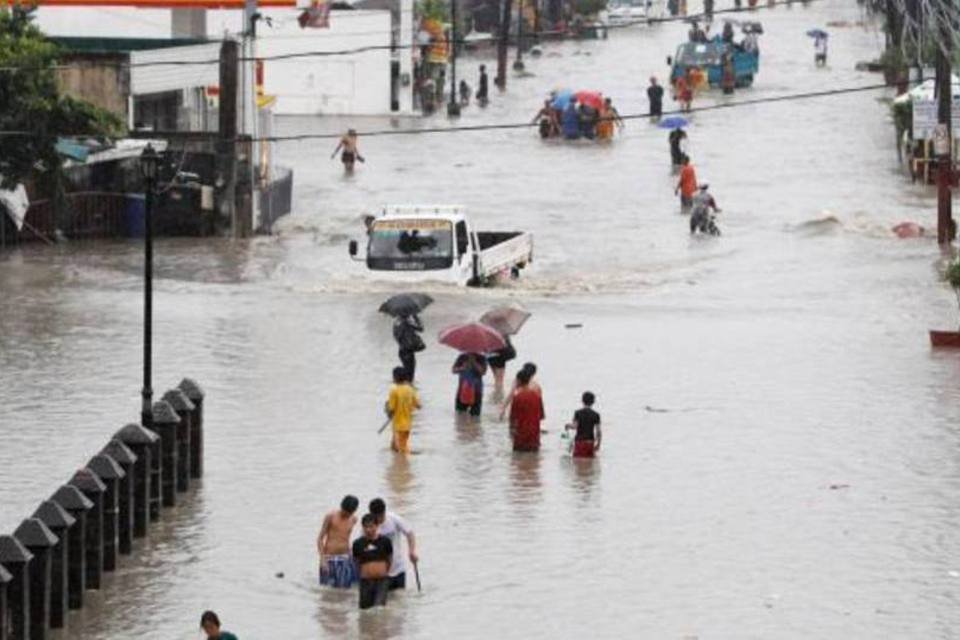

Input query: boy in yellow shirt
[386,367,420,454]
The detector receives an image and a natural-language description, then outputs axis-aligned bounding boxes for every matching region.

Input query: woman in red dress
[509,368,544,452]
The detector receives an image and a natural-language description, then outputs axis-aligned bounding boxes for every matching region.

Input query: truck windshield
[676,42,723,66]
[368,218,454,270]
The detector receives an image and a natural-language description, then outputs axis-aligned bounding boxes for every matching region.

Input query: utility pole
[513,0,525,71]
[496,0,513,88]
[935,14,955,245]
[218,39,239,238]
[447,0,461,116]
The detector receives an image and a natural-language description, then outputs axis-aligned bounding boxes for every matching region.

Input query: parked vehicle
[669,38,760,88]
[348,205,534,286]
[606,0,664,25]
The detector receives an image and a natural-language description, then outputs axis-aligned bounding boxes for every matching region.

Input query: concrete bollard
[162,389,194,492]
[178,378,205,478]
[100,440,137,555]
[115,423,160,529]
[13,519,58,640]
[1,563,11,640]
[32,502,74,630]
[0,535,33,640]
[151,400,181,508]
[49,486,91,610]
[67,469,106,591]
[87,455,124,573]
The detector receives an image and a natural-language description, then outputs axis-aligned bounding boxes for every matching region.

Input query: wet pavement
[2,1,960,638]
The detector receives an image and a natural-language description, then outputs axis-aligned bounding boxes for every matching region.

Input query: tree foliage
[416,0,448,23]
[0,5,123,189]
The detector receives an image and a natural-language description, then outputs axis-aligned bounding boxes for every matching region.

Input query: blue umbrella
[806,28,828,39]
[551,89,573,110]
[657,116,689,130]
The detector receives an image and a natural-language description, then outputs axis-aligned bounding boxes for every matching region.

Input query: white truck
[348,205,534,286]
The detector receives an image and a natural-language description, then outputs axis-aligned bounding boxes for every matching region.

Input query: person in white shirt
[814,36,828,66]
[369,498,418,590]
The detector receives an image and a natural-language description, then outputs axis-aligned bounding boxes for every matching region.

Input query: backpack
[457,379,476,406]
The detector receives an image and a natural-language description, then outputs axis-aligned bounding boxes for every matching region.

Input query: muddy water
[2,1,960,638]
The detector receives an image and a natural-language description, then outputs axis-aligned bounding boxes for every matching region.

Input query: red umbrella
[575,90,604,109]
[438,322,506,353]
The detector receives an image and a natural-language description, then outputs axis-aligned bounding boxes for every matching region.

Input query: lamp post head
[139,143,160,183]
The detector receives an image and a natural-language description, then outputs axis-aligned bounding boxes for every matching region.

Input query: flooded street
[3,1,960,637]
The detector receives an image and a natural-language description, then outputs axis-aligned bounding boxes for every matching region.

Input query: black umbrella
[379,293,434,317]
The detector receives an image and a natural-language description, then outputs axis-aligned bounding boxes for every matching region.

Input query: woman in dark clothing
[453,352,487,416]
[486,336,516,392]
[393,314,424,382]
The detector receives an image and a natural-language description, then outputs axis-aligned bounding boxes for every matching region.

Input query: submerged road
[2,1,960,637]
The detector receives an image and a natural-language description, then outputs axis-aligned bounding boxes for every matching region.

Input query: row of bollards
[0,378,205,640]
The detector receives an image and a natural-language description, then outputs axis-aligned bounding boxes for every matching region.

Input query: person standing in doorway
[200,611,238,640]
[565,392,602,458]
[317,495,360,588]
[369,498,418,590]
[509,367,545,451]
[393,313,425,383]
[476,64,490,106]
[386,367,420,454]
[675,154,698,212]
[352,513,393,610]
[647,77,664,120]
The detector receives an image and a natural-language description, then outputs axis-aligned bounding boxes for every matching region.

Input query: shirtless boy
[317,494,360,588]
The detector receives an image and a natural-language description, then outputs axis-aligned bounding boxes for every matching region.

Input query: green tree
[0,4,123,190]
[416,0,448,23]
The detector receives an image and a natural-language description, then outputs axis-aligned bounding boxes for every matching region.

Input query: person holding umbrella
[394,314,424,382]
[453,353,487,416]
[439,321,505,416]
[810,31,828,66]
[480,306,530,393]
[381,293,432,383]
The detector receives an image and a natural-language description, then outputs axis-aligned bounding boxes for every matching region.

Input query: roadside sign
[912,98,960,140]
[934,124,950,155]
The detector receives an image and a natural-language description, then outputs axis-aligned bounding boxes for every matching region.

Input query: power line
[0,81,899,142]
[0,0,819,73]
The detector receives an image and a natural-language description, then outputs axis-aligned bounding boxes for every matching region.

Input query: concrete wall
[37,7,395,116]
[255,9,393,116]
[55,55,130,121]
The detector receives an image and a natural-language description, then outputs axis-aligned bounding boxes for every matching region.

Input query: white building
[37,4,412,116]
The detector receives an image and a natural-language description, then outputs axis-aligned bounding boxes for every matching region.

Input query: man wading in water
[370,497,418,590]
[352,513,393,609]
[317,495,360,588]
[330,129,364,172]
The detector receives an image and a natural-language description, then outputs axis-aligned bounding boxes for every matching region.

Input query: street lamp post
[447,0,461,116]
[139,144,160,429]
[513,0,525,72]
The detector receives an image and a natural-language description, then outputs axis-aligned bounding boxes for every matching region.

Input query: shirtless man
[317,495,360,588]
[330,129,364,172]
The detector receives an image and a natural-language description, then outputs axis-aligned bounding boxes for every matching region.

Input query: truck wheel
[510,267,521,279]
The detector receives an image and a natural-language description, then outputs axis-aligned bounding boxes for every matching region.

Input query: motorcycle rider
[690,184,721,235]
